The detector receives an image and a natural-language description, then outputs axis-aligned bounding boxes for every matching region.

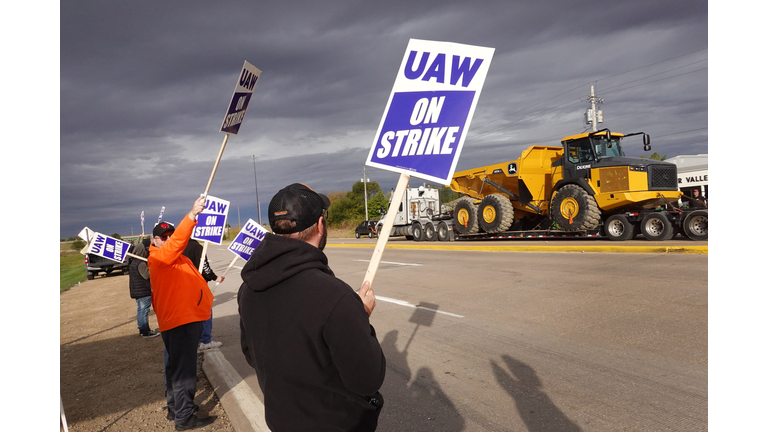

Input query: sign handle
[61,394,69,432]
[199,241,210,274]
[213,255,239,293]
[203,134,230,198]
[362,172,410,288]
[126,252,147,262]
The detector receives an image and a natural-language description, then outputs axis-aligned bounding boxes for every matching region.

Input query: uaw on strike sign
[192,195,230,245]
[228,219,268,261]
[366,39,494,184]
[88,232,131,263]
[220,61,261,135]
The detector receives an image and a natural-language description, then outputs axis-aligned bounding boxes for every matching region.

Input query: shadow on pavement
[491,354,582,432]
[377,303,466,431]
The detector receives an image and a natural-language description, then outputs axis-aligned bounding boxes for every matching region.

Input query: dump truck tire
[478,194,514,233]
[640,212,674,241]
[453,197,480,235]
[551,184,601,231]
[603,214,635,241]
[683,210,708,241]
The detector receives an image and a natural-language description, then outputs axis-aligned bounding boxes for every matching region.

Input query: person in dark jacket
[128,238,160,338]
[238,183,385,432]
[182,239,224,351]
[689,188,707,208]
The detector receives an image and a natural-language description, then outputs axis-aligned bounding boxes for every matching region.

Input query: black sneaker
[167,404,199,421]
[141,329,161,338]
[175,414,216,431]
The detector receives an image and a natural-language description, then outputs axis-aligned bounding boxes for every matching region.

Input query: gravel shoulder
[60,273,235,432]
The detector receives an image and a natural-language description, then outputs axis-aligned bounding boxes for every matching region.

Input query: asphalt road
[201,239,707,431]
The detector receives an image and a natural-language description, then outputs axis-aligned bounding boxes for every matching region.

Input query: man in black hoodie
[238,183,386,432]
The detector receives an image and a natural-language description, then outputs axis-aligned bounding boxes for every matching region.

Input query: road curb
[325,243,708,254]
[203,349,269,432]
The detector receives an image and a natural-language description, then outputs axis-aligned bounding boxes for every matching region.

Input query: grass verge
[61,251,87,293]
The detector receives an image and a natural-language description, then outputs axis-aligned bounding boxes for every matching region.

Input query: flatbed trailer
[401,207,705,242]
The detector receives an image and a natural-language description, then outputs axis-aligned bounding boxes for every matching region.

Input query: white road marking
[376,296,465,318]
[353,259,423,266]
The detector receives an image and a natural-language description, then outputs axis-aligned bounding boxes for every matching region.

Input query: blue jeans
[200,310,213,344]
[136,296,152,333]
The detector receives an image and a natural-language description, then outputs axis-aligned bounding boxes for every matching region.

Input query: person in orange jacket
[149,195,216,431]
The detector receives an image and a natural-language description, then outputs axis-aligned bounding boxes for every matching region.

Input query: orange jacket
[148,215,213,332]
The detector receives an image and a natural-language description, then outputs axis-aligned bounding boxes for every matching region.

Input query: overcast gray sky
[57,0,709,238]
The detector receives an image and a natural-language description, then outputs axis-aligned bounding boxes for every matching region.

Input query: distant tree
[326,191,346,205]
[71,239,86,250]
[367,191,389,219]
[439,186,463,205]
[640,152,667,161]
[327,181,386,226]
[110,233,122,240]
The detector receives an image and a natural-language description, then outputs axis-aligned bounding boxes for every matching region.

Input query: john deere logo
[508,163,518,175]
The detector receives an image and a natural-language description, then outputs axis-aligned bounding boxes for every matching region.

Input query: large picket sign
[361,40,494,288]
[192,195,230,245]
[366,39,494,185]
[87,232,132,263]
[228,219,268,261]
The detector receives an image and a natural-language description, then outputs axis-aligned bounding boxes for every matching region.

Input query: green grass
[61,251,87,293]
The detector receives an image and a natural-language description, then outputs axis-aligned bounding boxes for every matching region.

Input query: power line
[654,127,708,138]
[595,47,707,83]
[600,67,707,96]
[467,47,708,144]
[598,59,707,93]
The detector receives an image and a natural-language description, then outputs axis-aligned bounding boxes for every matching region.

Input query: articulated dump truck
[446,129,707,241]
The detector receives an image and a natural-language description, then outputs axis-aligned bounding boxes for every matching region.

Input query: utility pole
[361,166,369,221]
[252,155,262,225]
[586,84,604,132]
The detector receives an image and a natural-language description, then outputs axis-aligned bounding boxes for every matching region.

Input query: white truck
[376,186,452,241]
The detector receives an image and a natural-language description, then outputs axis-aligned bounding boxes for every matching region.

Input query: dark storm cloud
[60,0,707,237]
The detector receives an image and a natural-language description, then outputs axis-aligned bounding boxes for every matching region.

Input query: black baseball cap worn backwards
[153,221,175,238]
[269,183,330,234]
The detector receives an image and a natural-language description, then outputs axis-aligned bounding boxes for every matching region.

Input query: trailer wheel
[683,210,708,241]
[411,222,425,242]
[640,212,675,241]
[437,222,450,241]
[424,222,437,241]
[453,197,479,235]
[478,194,514,233]
[603,214,635,241]
[551,184,601,231]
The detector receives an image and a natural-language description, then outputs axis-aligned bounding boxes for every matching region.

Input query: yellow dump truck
[443,129,707,241]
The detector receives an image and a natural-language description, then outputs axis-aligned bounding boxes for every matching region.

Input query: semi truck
[376,185,445,241]
[379,129,707,242]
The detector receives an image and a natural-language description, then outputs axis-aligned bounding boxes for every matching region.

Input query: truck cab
[554,130,681,212]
